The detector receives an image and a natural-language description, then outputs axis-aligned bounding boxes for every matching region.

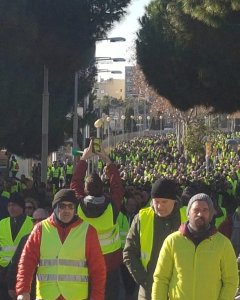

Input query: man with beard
[152,193,239,300]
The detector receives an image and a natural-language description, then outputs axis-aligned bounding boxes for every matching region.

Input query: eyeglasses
[58,203,75,210]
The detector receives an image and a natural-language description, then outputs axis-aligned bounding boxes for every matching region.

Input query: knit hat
[186,193,215,218]
[9,192,25,210]
[151,178,177,200]
[52,189,78,208]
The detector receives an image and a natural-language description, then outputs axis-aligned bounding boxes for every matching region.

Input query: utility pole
[73,72,78,168]
[41,65,49,184]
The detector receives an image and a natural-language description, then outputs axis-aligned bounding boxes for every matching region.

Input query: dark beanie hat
[151,178,177,200]
[52,189,78,208]
[186,193,215,219]
[9,192,25,210]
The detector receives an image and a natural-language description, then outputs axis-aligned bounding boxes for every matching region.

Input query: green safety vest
[52,167,60,178]
[117,212,129,249]
[215,207,227,228]
[36,219,89,300]
[180,206,188,223]
[139,207,184,270]
[66,165,73,175]
[11,161,18,172]
[59,167,64,180]
[78,204,121,255]
[0,216,33,267]
[1,191,10,199]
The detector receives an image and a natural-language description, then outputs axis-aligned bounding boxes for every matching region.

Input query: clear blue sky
[96,0,151,79]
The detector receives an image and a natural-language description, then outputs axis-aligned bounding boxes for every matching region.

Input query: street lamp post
[41,65,49,184]
[106,116,111,149]
[147,115,151,130]
[138,116,143,136]
[130,115,134,133]
[121,115,126,141]
[114,116,118,146]
[94,118,103,138]
[159,115,163,131]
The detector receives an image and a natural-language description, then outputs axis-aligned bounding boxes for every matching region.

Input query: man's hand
[17,293,30,300]
[96,147,111,164]
[81,140,94,161]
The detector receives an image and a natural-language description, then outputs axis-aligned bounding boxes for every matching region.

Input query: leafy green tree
[136,0,240,113]
[0,0,131,157]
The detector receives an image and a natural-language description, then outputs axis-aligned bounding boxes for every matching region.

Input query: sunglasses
[58,203,75,210]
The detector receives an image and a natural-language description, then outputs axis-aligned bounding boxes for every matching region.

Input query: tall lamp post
[106,116,111,149]
[147,115,151,130]
[94,118,103,138]
[159,115,163,131]
[114,116,119,146]
[138,116,143,136]
[121,115,126,141]
[41,66,49,183]
[130,115,134,134]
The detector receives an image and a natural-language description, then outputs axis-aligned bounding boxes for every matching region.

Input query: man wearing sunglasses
[16,189,106,300]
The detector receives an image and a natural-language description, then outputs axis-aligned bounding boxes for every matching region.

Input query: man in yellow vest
[16,189,106,300]
[9,156,19,178]
[152,193,238,300]
[71,140,124,300]
[0,192,33,299]
[65,159,73,187]
[123,178,181,300]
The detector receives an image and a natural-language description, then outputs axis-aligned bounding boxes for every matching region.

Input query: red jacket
[218,215,233,238]
[71,160,124,271]
[16,214,106,300]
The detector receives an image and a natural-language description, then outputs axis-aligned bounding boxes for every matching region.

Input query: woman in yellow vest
[16,189,106,300]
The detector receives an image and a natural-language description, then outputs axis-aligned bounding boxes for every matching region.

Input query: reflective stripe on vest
[0,216,33,267]
[36,219,89,300]
[0,246,17,251]
[39,258,87,267]
[78,203,121,255]
[139,206,183,270]
[37,274,88,282]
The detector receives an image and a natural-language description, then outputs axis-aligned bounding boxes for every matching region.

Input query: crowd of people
[0,132,240,299]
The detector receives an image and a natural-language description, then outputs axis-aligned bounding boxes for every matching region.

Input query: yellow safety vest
[11,161,18,172]
[36,219,89,300]
[139,207,183,270]
[0,216,33,267]
[66,164,73,175]
[215,207,227,228]
[117,212,129,249]
[1,191,10,199]
[78,204,121,255]
[52,167,60,178]
[180,206,188,223]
